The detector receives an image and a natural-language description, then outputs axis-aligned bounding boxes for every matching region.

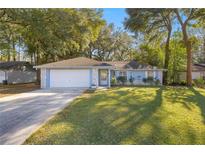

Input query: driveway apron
[0,88,84,145]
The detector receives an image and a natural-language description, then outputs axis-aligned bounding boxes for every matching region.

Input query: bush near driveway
[25,86,205,144]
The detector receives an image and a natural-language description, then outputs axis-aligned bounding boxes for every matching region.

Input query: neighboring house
[35,57,165,89]
[179,63,205,81]
[0,61,36,84]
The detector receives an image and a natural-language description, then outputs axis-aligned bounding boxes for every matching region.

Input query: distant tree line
[0,8,135,64]
[1,8,205,86]
[125,8,205,86]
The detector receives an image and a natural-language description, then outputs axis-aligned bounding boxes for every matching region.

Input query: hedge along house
[34,57,165,89]
[0,61,36,84]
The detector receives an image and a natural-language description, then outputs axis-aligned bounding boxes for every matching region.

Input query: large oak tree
[174,8,205,86]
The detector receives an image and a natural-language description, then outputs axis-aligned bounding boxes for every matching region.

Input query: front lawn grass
[24,86,205,144]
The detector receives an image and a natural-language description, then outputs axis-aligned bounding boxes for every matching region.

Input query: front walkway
[0,88,85,145]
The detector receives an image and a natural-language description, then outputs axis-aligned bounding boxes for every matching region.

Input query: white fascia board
[112,68,167,71]
[34,66,113,69]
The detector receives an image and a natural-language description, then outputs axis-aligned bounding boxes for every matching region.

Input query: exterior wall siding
[192,72,202,79]
[46,69,50,88]
[158,71,163,84]
[179,71,205,81]
[0,71,5,83]
[41,68,47,88]
[40,68,164,88]
[127,71,146,85]
[91,68,98,86]
[112,70,163,85]
[108,69,111,87]
[89,69,92,87]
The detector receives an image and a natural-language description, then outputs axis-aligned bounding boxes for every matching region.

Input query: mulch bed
[0,83,40,98]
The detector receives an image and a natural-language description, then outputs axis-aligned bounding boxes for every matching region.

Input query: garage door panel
[50,69,90,88]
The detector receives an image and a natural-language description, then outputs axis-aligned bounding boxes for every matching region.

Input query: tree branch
[174,9,184,26]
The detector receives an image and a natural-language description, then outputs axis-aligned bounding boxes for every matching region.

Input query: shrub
[179,80,187,86]
[147,77,155,85]
[129,76,135,85]
[117,76,127,85]
[143,77,155,85]
[194,77,205,88]
[155,79,161,85]
[169,80,187,86]
[147,76,154,82]
[142,78,147,83]
[111,77,117,85]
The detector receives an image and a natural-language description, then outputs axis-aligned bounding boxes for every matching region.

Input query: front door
[99,69,108,86]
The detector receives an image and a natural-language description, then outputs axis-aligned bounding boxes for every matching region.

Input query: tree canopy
[125,8,205,85]
[1,8,205,85]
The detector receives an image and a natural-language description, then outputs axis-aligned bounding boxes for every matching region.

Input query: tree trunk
[186,41,192,86]
[7,51,10,61]
[30,54,33,64]
[182,25,192,86]
[12,40,16,61]
[163,27,172,85]
[89,48,94,59]
[174,9,193,86]
[36,47,41,85]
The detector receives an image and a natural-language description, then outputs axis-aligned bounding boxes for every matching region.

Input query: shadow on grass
[167,86,205,123]
[25,87,165,145]
[114,87,164,144]
[25,86,205,145]
[189,87,205,123]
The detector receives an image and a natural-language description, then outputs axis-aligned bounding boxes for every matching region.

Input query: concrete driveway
[0,88,85,145]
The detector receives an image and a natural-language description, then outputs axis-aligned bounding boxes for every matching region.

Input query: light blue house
[106,61,164,85]
[35,57,165,88]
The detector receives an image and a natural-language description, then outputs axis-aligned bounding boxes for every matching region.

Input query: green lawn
[24,86,205,144]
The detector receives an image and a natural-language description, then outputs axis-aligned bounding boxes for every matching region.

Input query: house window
[119,71,127,77]
[100,69,108,80]
[111,70,115,78]
[137,75,141,80]
[147,71,153,77]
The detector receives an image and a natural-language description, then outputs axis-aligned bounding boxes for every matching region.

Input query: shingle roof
[192,64,205,71]
[35,57,160,70]
[179,64,205,72]
[105,60,153,69]
[195,63,205,67]
[35,57,112,68]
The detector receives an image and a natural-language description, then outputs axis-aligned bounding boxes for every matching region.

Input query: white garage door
[50,69,90,88]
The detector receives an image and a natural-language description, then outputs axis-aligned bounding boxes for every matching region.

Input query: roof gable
[35,57,112,68]
[105,60,153,69]
[35,57,160,70]
[193,64,205,71]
